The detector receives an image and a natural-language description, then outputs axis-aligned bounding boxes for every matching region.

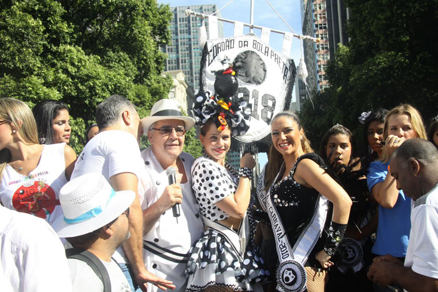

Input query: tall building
[300,0,348,95]
[293,67,308,112]
[302,0,329,92]
[326,0,349,60]
[162,5,223,95]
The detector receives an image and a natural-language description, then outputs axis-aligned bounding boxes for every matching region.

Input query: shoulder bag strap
[66,248,112,292]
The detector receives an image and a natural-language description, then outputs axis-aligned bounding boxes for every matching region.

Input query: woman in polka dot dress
[185,116,269,291]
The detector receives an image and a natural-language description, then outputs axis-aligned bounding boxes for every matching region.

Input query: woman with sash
[258,111,352,292]
[185,92,268,291]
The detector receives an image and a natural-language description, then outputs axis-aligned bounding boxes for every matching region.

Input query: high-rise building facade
[163,5,223,94]
[300,0,348,98]
[302,0,330,92]
[326,0,349,60]
[293,67,308,111]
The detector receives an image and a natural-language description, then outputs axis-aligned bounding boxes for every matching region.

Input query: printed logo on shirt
[8,171,49,186]
[12,178,59,219]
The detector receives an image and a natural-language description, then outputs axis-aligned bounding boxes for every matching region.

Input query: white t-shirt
[68,257,131,292]
[0,207,72,292]
[72,130,142,180]
[0,143,68,225]
[141,147,204,292]
[72,130,143,264]
[405,183,438,280]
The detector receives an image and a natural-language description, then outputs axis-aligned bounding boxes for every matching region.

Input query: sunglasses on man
[152,125,186,137]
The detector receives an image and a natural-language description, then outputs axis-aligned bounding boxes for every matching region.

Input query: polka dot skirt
[185,229,270,291]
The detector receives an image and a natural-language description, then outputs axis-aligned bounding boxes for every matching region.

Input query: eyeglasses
[122,208,130,217]
[0,120,10,126]
[152,126,186,137]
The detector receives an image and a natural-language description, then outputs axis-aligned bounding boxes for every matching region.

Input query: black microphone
[166,167,180,222]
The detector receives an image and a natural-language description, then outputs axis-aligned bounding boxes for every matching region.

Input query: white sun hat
[141,99,195,132]
[52,172,135,238]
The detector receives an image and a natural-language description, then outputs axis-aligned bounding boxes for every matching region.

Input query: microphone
[166,167,180,222]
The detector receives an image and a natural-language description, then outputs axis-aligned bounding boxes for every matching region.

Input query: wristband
[238,167,253,180]
[323,222,347,256]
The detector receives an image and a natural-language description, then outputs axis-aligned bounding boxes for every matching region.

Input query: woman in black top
[320,124,377,292]
[259,111,351,292]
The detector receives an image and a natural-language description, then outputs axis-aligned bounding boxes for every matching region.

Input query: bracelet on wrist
[238,167,253,180]
[323,222,347,256]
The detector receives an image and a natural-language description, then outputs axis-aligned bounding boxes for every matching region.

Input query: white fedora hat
[52,173,135,238]
[141,99,195,132]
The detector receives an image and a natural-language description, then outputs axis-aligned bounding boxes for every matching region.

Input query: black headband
[152,109,183,117]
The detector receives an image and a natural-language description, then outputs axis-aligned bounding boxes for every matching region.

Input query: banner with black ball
[198,35,297,143]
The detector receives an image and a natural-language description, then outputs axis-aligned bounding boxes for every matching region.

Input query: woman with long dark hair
[427,116,438,149]
[360,109,388,166]
[32,100,72,144]
[319,124,376,292]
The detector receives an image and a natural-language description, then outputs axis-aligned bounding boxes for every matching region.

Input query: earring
[12,130,16,134]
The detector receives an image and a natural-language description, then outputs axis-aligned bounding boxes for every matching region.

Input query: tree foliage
[184,128,203,159]
[300,0,438,151]
[0,0,173,153]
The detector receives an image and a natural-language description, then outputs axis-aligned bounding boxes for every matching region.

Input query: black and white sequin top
[191,157,238,222]
[271,154,327,246]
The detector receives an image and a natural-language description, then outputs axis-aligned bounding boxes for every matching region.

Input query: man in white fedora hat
[71,95,173,291]
[140,99,204,292]
[53,172,135,291]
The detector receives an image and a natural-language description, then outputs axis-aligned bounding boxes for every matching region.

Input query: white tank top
[0,143,68,226]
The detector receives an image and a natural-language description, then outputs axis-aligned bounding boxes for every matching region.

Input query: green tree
[300,0,438,150]
[184,128,203,159]
[0,0,173,152]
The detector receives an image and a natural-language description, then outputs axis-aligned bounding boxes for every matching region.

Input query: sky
[157,0,304,166]
[157,0,303,62]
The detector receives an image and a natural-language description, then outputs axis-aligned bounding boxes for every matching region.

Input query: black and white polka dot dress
[185,157,269,291]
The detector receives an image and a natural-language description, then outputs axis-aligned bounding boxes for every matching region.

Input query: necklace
[9,163,23,172]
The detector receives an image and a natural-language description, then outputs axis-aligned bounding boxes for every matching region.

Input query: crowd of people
[1,95,438,292]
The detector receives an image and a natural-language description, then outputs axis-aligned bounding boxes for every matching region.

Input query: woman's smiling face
[200,122,231,165]
[271,116,303,158]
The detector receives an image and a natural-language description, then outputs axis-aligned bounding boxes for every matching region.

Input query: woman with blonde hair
[367,104,426,292]
[0,98,76,225]
[258,111,352,292]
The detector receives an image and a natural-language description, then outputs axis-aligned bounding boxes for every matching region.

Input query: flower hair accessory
[192,92,251,136]
[192,61,251,136]
[358,111,372,124]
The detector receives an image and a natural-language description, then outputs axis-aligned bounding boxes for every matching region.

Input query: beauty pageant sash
[257,165,329,292]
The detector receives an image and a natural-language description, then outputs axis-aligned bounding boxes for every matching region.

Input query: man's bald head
[393,139,438,167]
[390,139,438,200]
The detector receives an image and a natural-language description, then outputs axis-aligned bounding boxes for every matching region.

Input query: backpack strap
[66,248,112,292]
